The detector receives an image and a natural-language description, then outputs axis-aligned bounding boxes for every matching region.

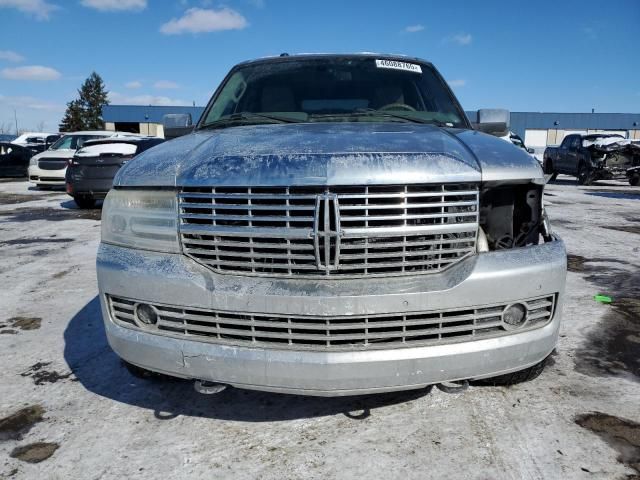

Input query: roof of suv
[235,52,433,68]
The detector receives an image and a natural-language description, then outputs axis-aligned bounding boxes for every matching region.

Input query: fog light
[502,303,527,329]
[135,303,158,325]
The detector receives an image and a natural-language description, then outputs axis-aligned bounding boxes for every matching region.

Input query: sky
[0,0,639,133]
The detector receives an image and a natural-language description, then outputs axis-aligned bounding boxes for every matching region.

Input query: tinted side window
[571,137,581,149]
[560,136,573,148]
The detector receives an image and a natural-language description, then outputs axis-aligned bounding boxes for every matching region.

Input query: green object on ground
[594,295,612,304]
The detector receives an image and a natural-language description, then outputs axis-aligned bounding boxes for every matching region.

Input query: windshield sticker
[375,59,422,73]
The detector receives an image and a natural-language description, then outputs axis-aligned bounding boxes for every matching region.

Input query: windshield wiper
[351,109,451,127]
[201,112,306,130]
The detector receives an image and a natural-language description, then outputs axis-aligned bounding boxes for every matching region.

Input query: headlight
[29,157,38,166]
[101,189,179,253]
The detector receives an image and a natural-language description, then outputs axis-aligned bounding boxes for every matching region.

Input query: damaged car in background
[97,53,566,397]
[543,133,640,185]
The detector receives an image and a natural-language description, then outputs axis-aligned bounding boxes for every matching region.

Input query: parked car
[543,133,640,185]
[66,137,165,208]
[501,131,539,162]
[11,131,56,146]
[23,134,62,155]
[97,53,566,396]
[28,131,124,188]
[0,142,33,177]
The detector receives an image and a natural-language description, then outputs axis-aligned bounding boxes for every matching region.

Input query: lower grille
[36,177,64,182]
[108,294,556,351]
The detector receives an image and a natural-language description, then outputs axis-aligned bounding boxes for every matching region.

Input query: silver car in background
[97,54,566,396]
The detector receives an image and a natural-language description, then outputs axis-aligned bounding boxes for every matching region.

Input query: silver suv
[97,54,566,396]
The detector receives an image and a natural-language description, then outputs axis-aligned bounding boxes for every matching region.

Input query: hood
[115,122,542,187]
[454,129,543,182]
[32,149,75,160]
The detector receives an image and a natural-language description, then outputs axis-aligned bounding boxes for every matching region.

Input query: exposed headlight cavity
[101,189,179,253]
[479,183,545,250]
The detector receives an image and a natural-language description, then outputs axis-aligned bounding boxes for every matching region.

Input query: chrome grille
[179,184,478,278]
[108,295,556,351]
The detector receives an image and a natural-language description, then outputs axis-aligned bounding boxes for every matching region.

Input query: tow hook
[194,380,227,395]
[435,380,469,394]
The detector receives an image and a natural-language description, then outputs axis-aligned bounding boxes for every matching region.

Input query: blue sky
[0,0,639,132]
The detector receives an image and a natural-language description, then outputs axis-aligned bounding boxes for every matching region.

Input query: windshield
[50,134,107,151]
[200,57,467,129]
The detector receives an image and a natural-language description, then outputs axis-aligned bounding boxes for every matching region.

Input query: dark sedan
[0,142,34,177]
[65,137,164,208]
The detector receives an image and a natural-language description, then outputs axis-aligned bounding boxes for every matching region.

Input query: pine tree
[59,99,85,132]
[78,72,109,130]
[58,72,110,132]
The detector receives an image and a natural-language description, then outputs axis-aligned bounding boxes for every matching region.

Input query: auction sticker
[375,59,422,73]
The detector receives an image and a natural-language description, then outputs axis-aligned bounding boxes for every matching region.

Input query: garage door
[524,129,548,148]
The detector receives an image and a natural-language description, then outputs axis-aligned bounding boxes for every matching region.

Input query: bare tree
[36,121,46,132]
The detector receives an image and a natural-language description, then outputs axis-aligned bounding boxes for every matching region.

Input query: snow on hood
[114,122,543,187]
[32,149,78,160]
[76,143,137,157]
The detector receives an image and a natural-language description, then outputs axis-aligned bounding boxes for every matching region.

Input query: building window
[114,122,140,134]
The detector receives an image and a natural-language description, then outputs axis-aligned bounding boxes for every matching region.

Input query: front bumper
[97,237,566,396]
[28,164,66,186]
[66,177,111,198]
[66,165,119,198]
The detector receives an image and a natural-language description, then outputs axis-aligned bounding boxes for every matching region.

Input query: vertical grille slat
[179,184,479,278]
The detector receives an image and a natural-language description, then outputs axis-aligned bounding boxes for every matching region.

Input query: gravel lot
[1,177,639,480]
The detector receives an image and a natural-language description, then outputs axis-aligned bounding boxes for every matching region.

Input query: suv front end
[96,54,566,396]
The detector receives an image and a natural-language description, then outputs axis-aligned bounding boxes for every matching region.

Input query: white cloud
[153,80,179,89]
[1,65,61,80]
[80,0,146,11]
[160,7,248,35]
[125,80,142,88]
[448,79,466,88]
[0,50,24,62]
[0,94,64,111]
[404,24,424,33]
[0,0,58,20]
[446,32,472,46]
[109,91,189,106]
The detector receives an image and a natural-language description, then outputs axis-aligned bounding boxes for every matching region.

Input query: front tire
[74,195,96,209]
[543,159,558,181]
[577,162,593,186]
[630,174,640,186]
[474,357,548,386]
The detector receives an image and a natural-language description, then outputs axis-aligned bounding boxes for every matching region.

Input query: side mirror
[473,109,510,137]
[162,113,194,139]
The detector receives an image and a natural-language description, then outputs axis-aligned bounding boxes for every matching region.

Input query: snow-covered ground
[0,176,639,480]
